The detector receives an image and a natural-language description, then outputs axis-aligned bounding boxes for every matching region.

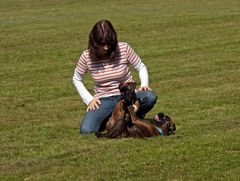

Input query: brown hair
[88,20,118,60]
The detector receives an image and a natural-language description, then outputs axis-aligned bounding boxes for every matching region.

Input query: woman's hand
[87,98,101,112]
[138,86,152,92]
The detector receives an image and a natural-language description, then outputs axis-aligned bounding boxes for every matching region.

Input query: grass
[0,0,240,180]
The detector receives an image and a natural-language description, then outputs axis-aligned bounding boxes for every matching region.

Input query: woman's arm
[72,69,94,105]
[125,43,151,91]
[135,61,148,87]
[134,61,152,91]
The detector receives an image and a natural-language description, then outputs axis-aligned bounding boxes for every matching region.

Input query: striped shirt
[73,42,148,105]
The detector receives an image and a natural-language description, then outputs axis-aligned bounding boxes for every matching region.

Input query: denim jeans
[80,90,158,134]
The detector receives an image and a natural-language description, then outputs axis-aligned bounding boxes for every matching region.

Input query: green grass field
[1,0,240,180]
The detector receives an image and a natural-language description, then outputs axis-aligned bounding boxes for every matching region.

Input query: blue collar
[155,127,164,136]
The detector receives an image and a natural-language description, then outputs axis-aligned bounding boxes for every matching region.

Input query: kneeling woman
[73,20,157,134]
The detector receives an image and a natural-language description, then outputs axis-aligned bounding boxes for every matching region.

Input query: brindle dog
[105,82,140,131]
[95,82,176,138]
[126,106,176,137]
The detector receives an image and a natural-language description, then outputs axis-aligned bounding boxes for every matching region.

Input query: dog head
[153,113,176,135]
[119,82,137,106]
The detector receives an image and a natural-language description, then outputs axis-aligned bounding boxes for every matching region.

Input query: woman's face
[99,44,110,56]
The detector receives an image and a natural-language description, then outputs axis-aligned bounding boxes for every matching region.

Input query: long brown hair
[88,20,118,60]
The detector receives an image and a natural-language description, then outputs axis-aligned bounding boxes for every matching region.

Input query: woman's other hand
[87,98,101,112]
[138,86,152,92]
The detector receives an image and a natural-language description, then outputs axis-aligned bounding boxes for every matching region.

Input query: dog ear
[164,115,172,122]
[129,82,137,90]
[167,122,170,127]
[172,123,176,131]
[119,82,125,90]
[158,113,165,121]
[119,82,136,90]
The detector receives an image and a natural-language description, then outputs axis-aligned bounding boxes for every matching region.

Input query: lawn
[0,0,240,180]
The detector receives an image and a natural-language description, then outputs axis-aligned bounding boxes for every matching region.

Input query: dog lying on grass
[95,82,176,138]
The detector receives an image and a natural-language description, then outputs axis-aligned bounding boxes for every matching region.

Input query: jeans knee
[80,123,95,134]
[144,91,158,105]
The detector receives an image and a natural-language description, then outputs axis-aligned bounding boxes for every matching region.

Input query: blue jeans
[80,91,158,134]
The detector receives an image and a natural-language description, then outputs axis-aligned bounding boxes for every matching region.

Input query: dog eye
[167,123,170,127]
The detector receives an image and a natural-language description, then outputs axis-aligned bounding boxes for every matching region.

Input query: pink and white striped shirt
[73,42,149,105]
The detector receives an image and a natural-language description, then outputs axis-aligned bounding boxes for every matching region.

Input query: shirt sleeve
[125,43,149,87]
[125,43,142,67]
[72,51,94,105]
[135,61,149,87]
[72,69,94,105]
[75,51,88,76]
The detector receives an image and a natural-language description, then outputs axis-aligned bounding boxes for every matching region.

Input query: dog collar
[155,127,164,136]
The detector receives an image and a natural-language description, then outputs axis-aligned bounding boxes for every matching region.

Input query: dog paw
[133,104,139,112]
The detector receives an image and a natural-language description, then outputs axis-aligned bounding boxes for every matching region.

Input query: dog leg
[106,100,126,130]
[96,119,129,138]
[133,100,140,112]
[127,106,159,137]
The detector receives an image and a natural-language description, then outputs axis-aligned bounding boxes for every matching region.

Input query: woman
[73,20,157,134]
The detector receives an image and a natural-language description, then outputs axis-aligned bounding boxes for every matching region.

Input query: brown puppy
[96,105,176,138]
[127,106,176,137]
[152,112,176,135]
[96,82,176,138]
[105,82,140,131]
[96,82,139,138]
